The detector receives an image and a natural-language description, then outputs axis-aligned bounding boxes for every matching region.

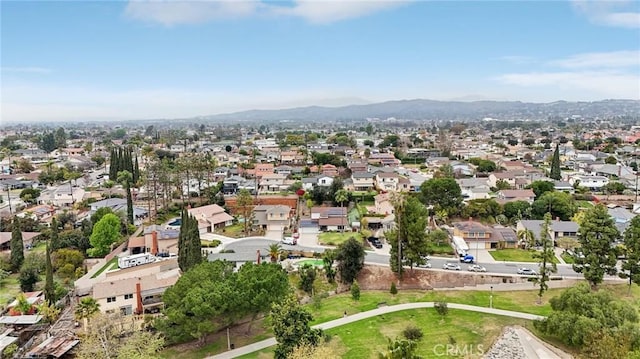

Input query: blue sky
[1,0,639,122]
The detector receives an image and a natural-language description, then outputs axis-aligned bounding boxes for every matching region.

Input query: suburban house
[128,226,180,256]
[311,207,348,231]
[607,205,636,235]
[517,219,580,245]
[90,198,149,225]
[90,259,180,315]
[351,172,375,191]
[0,232,41,251]
[223,176,256,194]
[368,153,400,167]
[488,170,544,189]
[40,185,86,207]
[496,189,536,204]
[321,164,339,177]
[187,204,234,233]
[452,220,517,249]
[259,174,288,192]
[569,175,609,189]
[347,161,368,173]
[457,178,492,201]
[252,205,292,232]
[375,172,410,192]
[280,151,305,165]
[373,192,394,216]
[254,163,275,178]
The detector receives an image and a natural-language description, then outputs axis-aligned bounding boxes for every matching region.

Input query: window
[107,297,116,303]
[279,213,284,218]
[124,293,133,300]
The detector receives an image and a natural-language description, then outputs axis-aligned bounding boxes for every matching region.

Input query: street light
[490,286,493,309]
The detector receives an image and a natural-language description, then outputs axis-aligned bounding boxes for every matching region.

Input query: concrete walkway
[207,302,545,359]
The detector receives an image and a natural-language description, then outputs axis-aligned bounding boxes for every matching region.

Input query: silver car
[517,267,537,275]
[443,263,461,271]
[468,264,486,272]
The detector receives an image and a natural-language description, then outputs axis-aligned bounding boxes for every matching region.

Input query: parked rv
[118,253,157,269]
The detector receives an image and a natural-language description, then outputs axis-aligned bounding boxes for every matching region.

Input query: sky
[1,0,639,123]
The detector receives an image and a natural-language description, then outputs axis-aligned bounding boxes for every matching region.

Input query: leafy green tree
[620,216,640,293]
[177,210,202,273]
[549,143,561,180]
[350,280,360,301]
[390,282,398,295]
[158,260,236,345]
[88,213,121,257]
[535,283,639,348]
[53,248,85,278]
[419,178,462,215]
[529,180,555,199]
[44,219,56,304]
[532,213,557,303]
[39,132,56,153]
[10,217,24,272]
[531,191,576,221]
[461,198,502,221]
[236,189,254,236]
[19,188,41,205]
[494,179,511,190]
[603,181,626,195]
[386,195,429,275]
[573,204,620,289]
[18,266,39,292]
[503,200,531,222]
[271,293,323,359]
[236,262,289,333]
[75,297,100,332]
[322,249,336,283]
[604,155,618,165]
[335,237,365,285]
[116,331,165,359]
[469,157,497,173]
[298,263,316,295]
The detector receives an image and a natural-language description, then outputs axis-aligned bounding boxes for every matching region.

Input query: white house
[569,175,609,189]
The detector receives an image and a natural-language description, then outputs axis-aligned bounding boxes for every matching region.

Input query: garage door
[467,241,486,250]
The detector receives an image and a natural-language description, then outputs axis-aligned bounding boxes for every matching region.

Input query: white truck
[118,253,157,269]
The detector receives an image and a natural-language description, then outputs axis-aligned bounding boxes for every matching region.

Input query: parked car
[282,237,297,245]
[459,254,475,263]
[443,263,461,271]
[367,237,383,249]
[468,264,486,272]
[517,267,537,275]
[417,261,432,268]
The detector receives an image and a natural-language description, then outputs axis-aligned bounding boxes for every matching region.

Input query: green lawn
[489,249,559,263]
[429,243,455,256]
[356,201,375,216]
[201,240,221,248]
[560,253,575,264]
[318,232,363,246]
[576,200,593,208]
[240,309,531,359]
[0,274,21,307]
[90,257,119,278]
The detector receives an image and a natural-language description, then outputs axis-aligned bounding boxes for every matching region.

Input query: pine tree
[10,217,24,272]
[126,184,134,225]
[549,143,561,180]
[532,213,557,303]
[44,218,56,304]
[133,156,140,184]
[178,210,201,272]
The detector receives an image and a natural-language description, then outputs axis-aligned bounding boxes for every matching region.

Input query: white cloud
[1,67,52,74]
[124,0,261,26]
[123,0,409,25]
[269,0,409,24]
[572,0,640,28]
[495,70,640,99]
[548,50,640,69]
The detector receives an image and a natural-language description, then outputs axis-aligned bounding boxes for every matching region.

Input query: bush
[390,282,398,295]
[434,301,448,317]
[402,325,424,341]
[350,280,360,301]
[2,343,17,358]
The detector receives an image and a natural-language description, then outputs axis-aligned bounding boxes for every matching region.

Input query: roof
[318,217,348,226]
[499,189,535,198]
[26,336,79,358]
[0,232,41,246]
[0,315,42,325]
[127,236,145,249]
[188,204,226,218]
[453,221,492,233]
[493,227,518,242]
[519,220,579,239]
[92,267,181,299]
[352,171,375,179]
[0,329,17,352]
[208,212,234,225]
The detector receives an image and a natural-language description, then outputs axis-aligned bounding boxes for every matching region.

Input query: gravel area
[483,327,528,359]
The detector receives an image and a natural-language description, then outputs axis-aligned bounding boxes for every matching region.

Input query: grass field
[489,249,559,263]
[318,232,362,246]
[576,200,594,208]
[240,309,531,359]
[560,253,575,264]
[90,257,119,278]
[0,274,21,307]
[429,243,455,255]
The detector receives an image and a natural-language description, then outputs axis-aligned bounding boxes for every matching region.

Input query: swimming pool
[167,218,182,226]
[297,259,324,267]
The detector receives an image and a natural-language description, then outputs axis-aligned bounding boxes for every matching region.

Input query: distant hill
[194,99,640,122]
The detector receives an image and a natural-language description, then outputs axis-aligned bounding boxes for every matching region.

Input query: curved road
[207,302,545,359]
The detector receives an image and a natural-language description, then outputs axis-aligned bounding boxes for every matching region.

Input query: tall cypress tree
[187,214,202,269]
[133,156,140,184]
[126,182,134,225]
[549,143,561,180]
[44,219,56,304]
[10,217,24,273]
[177,210,202,272]
[178,210,188,272]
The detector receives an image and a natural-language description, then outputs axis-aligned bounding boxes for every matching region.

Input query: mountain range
[193,99,640,123]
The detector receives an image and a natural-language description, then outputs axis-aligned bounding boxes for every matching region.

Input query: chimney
[257,250,261,264]
[135,282,143,315]
[151,231,158,255]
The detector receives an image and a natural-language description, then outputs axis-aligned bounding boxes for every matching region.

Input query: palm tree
[517,229,536,250]
[334,189,349,233]
[103,180,114,199]
[268,243,282,263]
[75,297,100,332]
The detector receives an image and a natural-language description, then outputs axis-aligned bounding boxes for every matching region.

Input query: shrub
[350,280,360,301]
[434,301,448,317]
[390,282,398,295]
[402,325,424,341]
